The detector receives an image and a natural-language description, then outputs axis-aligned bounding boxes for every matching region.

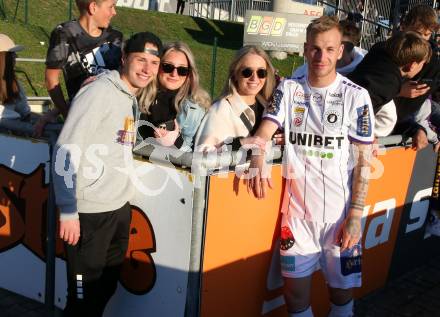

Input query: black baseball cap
[124,32,163,57]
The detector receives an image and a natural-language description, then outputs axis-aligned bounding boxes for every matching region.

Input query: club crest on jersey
[280,226,295,250]
[356,105,372,137]
[293,107,305,126]
[324,109,342,127]
[312,93,322,103]
[267,89,283,115]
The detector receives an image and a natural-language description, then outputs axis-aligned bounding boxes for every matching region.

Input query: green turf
[1,0,302,99]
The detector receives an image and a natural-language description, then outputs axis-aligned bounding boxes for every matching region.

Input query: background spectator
[393,5,440,151]
[34,0,122,136]
[0,34,30,120]
[348,31,431,137]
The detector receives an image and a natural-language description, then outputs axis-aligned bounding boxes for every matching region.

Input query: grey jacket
[53,70,137,220]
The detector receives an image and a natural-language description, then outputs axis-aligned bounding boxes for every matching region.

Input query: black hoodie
[395,39,440,121]
[348,41,403,114]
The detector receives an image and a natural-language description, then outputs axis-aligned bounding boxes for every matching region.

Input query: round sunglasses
[241,67,267,79]
[161,62,190,77]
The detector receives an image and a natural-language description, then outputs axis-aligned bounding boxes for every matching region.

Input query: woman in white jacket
[195,45,276,152]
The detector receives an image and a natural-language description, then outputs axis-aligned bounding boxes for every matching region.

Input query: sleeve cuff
[59,211,79,221]
[174,135,184,149]
[348,135,374,144]
[262,117,282,129]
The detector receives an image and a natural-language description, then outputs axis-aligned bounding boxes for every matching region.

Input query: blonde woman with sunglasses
[195,45,276,152]
[137,41,210,151]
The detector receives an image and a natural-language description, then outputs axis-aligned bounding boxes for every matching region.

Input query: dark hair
[340,20,361,46]
[124,32,163,56]
[0,52,19,104]
[402,4,439,33]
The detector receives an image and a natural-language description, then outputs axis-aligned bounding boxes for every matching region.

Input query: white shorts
[280,214,362,289]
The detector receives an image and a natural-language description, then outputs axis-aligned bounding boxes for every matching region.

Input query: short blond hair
[385,31,432,67]
[306,15,342,41]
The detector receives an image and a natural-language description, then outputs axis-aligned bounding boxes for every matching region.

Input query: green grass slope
[1,0,301,99]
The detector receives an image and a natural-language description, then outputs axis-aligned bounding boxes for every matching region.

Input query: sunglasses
[161,63,190,77]
[240,68,267,79]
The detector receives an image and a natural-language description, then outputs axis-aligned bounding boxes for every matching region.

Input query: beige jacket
[194,90,265,151]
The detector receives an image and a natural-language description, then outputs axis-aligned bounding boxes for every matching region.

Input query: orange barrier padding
[202,147,417,317]
[358,148,416,297]
[202,165,285,317]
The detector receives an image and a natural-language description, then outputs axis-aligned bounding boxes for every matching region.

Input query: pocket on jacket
[82,165,106,200]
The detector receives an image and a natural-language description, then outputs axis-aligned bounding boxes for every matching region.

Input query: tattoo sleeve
[349,142,373,216]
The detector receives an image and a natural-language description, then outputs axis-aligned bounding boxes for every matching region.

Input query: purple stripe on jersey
[262,117,282,129]
[348,135,374,144]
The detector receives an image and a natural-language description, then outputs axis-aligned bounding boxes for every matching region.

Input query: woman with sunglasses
[195,45,276,151]
[137,41,210,151]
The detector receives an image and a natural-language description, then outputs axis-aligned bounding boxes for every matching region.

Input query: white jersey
[264,73,374,223]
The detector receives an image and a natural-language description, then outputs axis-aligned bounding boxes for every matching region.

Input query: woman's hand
[154,120,180,147]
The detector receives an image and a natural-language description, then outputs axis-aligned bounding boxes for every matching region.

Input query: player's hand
[398,81,430,98]
[60,219,80,246]
[273,132,285,145]
[240,136,267,151]
[372,138,379,157]
[246,153,273,199]
[411,128,428,151]
[338,212,361,252]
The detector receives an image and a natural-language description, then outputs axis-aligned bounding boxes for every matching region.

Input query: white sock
[328,299,354,317]
[289,306,313,317]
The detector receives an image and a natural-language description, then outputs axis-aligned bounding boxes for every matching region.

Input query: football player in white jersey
[248,16,374,317]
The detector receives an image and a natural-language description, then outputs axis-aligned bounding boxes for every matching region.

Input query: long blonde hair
[220,45,276,103]
[138,41,211,114]
[137,77,158,113]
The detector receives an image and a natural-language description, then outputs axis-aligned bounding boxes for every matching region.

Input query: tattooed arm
[340,141,372,251]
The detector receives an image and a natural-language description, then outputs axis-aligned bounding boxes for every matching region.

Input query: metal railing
[318,0,393,49]
[16,57,52,104]
[188,0,271,21]
[318,0,438,49]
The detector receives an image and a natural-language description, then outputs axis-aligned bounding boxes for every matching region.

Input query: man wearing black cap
[53,32,162,317]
